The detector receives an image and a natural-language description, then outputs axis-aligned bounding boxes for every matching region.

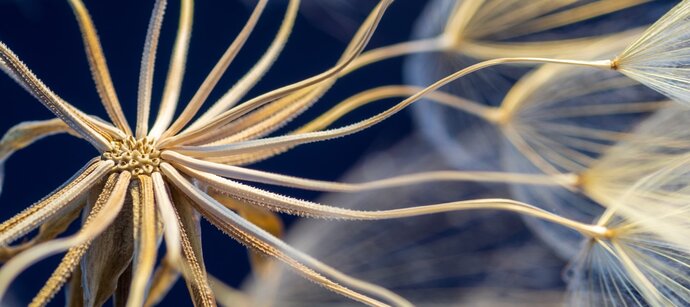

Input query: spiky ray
[1,0,686,306]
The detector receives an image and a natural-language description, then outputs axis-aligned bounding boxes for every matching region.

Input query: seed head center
[102,137,161,176]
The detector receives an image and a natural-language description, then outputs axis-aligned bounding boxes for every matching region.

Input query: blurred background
[0,0,678,306]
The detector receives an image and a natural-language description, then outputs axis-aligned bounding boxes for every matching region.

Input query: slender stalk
[340,37,447,78]
[127,176,158,307]
[28,173,119,307]
[163,150,577,192]
[0,171,131,303]
[181,163,607,239]
[152,173,182,265]
[75,111,127,141]
[145,257,180,306]
[136,0,168,138]
[294,85,498,134]
[187,0,388,146]
[159,0,268,140]
[149,0,194,139]
[199,88,327,146]
[200,85,495,163]
[161,163,411,307]
[0,159,110,246]
[168,186,216,306]
[610,241,667,304]
[0,119,75,162]
[0,42,111,151]
[190,0,300,129]
[173,57,612,157]
[67,0,132,135]
[158,0,394,148]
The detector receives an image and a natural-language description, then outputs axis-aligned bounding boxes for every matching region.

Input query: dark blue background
[0,0,427,305]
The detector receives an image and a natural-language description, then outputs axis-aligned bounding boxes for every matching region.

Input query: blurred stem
[341,37,447,76]
[171,56,612,159]
[208,275,252,307]
[165,150,580,193]
[186,165,606,240]
[468,199,610,239]
[325,39,614,125]
[296,85,499,130]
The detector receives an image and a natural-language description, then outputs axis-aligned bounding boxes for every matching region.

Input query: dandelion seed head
[406,0,665,171]
[615,0,690,106]
[567,212,690,306]
[582,104,690,209]
[565,148,690,306]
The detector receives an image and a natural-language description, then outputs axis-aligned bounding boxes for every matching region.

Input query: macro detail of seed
[102,137,161,175]
[4,0,690,306]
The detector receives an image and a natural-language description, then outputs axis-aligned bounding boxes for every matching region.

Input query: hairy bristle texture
[2,0,690,306]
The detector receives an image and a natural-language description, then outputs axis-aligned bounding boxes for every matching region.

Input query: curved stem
[66,0,132,135]
[159,0,268,141]
[0,119,75,162]
[158,0,394,148]
[206,85,495,149]
[163,150,577,192]
[144,257,180,306]
[181,163,607,239]
[173,57,611,157]
[188,0,386,147]
[0,159,111,246]
[152,173,182,265]
[294,85,497,133]
[149,0,194,139]
[136,0,168,138]
[341,37,447,77]
[127,175,158,307]
[183,37,449,146]
[162,163,411,307]
[28,173,120,307]
[190,0,300,129]
[0,171,131,303]
[0,42,112,151]
[199,84,496,164]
